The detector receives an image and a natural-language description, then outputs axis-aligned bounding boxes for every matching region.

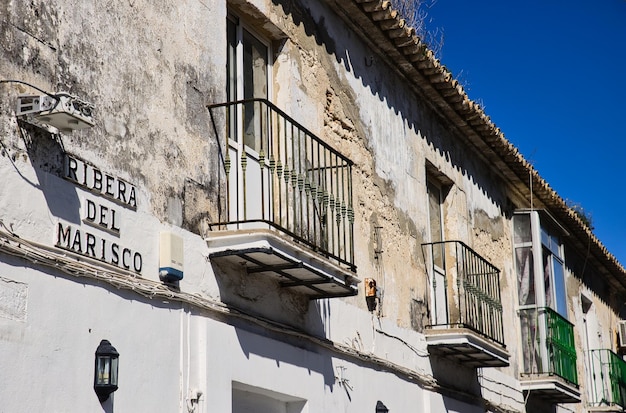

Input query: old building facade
[1,0,625,412]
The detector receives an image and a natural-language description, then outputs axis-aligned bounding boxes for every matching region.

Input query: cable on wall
[0,223,522,412]
[0,80,59,99]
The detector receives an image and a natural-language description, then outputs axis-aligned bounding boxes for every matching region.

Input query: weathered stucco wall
[1,0,226,231]
[1,0,623,412]
[0,0,522,410]
[257,0,515,334]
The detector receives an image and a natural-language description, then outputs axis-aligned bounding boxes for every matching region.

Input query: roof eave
[325,0,626,285]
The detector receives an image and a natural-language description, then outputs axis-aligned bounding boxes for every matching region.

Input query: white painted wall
[1,1,622,413]
[0,257,182,412]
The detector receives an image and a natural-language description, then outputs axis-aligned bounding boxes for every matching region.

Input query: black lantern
[94,339,119,402]
[376,401,389,413]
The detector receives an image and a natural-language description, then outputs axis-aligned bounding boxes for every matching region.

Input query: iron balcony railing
[421,240,505,345]
[208,98,355,272]
[519,307,578,385]
[587,349,626,408]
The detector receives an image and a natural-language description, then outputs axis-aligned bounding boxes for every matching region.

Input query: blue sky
[426,1,626,266]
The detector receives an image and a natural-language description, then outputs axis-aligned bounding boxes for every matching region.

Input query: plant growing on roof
[566,199,594,231]
[390,0,444,58]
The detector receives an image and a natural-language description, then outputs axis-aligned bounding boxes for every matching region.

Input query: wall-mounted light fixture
[376,400,389,413]
[94,339,119,402]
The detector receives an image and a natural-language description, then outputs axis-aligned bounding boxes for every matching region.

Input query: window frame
[426,178,445,271]
[514,210,568,318]
[226,13,273,156]
[424,169,453,327]
[514,210,573,378]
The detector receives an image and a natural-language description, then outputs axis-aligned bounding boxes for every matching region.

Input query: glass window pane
[227,20,238,101]
[516,247,535,305]
[543,248,553,309]
[520,308,542,373]
[110,358,119,386]
[514,214,532,244]
[427,181,443,268]
[552,257,568,318]
[242,30,267,100]
[541,225,550,249]
[540,222,561,256]
[227,19,238,141]
[96,356,111,384]
[551,233,561,257]
[243,29,268,151]
[428,182,442,242]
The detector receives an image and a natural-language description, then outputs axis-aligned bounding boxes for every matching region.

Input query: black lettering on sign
[55,223,142,273]
[83,198,121,235]
[64,154,138,209]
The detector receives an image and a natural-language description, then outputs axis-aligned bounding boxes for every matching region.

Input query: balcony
[206,99,358,299]
[519,307,580,403]
[587,349,626,412]
[421,241,509,368]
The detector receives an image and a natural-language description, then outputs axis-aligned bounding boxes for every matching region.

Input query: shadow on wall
[523,393,557,413]
[18,121,81,225]
[233,323,337,389]
[211,260,337,387]
[430,355,483,407]
[568,245,624,315]
[441,394,487,413]
[311,298,332,338]
[266,0,509,212]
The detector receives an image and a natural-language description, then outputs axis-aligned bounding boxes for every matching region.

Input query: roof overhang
[323,0,626,287]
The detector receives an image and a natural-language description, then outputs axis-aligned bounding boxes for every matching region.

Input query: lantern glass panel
[110,357,119,386]
[96,356,111,385]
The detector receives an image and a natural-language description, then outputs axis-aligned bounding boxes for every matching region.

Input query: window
[227,15,269,152]
[226,15,272,222]
[514,211,567,318]
[542,225,567,316]
[426,177,449,326]
[214,14,356,271]
[427,180,444,267]
[232,382,306,413]
[515,210,577,384]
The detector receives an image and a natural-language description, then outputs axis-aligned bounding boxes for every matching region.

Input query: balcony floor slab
[206,228,359,299]
[424,326,510,368]
[520,373,581,404]
[587,406,625,413]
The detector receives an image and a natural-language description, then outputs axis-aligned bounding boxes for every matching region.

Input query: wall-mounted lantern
[375,400,389,413]
[94,339,119,402]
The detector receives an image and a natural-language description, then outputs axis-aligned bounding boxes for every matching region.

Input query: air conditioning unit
[617,320,626,349]
[16,94,95,132]
[16,95,57,114]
